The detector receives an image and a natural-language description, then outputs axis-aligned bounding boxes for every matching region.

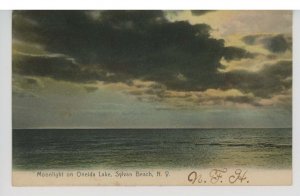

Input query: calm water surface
[13,128,292,170]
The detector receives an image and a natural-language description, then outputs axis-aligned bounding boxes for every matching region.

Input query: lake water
[13,128,292,170]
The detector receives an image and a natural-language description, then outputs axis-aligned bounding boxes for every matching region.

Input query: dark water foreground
[13,128,292,170]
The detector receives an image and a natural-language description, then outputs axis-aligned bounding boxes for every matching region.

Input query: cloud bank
[12,11,292,109]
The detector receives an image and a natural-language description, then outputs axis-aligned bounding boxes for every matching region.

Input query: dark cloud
[125,60,291,107]
[12,11,292,106]
[242,35,257,45]
[13,11,254,89]
[242,34,292,53]
[223,60,292,98]
[132,60,292,103]
[191,10,214,16]
[13,53,127,83]
[223,47,256,61]
[264,34,291,53]
[13,54,91,82]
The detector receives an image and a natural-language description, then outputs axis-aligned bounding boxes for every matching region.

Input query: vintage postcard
[12,10,292,186]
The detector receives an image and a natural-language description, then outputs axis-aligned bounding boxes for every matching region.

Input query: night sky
[12,11,292,128]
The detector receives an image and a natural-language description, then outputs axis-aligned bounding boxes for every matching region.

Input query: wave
[194,142,291,148]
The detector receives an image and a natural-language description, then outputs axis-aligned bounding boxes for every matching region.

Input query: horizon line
[13,127,292,130]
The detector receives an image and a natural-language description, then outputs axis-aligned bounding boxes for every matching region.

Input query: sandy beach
[12,168,292,186]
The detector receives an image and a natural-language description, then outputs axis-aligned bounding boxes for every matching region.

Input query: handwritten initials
[209,168,227,184]
[229,169,247,183]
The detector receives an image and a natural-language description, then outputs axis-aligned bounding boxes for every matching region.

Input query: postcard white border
[1,0,300,10]
[1,9,300,196]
